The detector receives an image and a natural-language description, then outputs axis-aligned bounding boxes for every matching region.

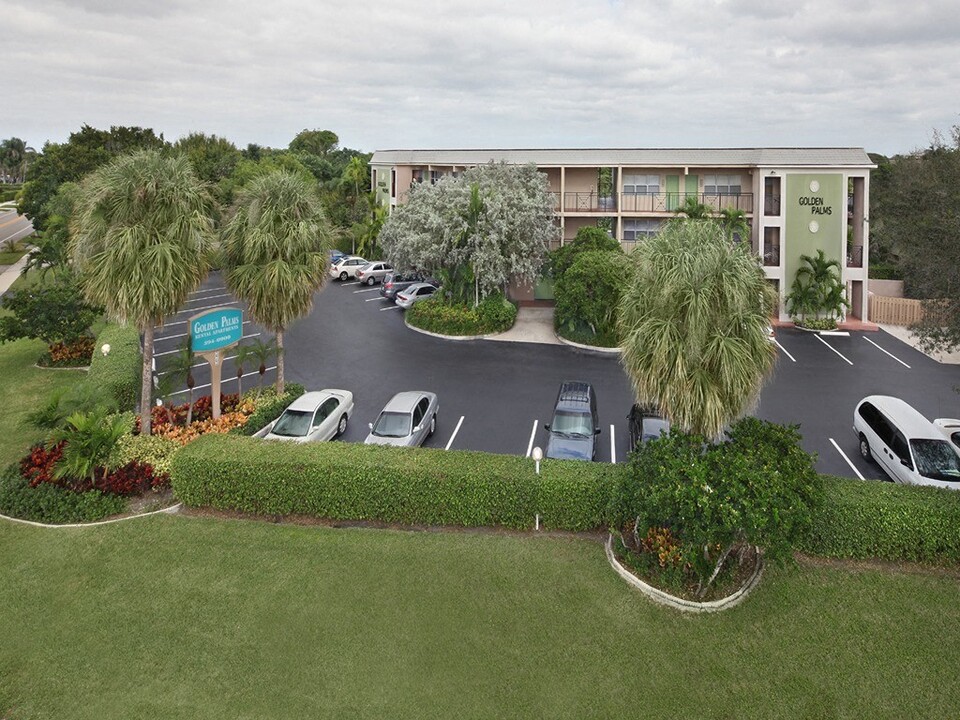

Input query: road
[0,209,33,248]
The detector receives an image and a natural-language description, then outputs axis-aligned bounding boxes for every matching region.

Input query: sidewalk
[0,252,30,296]
[488,307,560,345]
[878,323,960,365]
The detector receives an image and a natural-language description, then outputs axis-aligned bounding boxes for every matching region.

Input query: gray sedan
[395,282,439,309]
[364,391,439,447]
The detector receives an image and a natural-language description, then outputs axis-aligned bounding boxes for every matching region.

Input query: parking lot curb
[555,334,622,355]
[403,319,495,341]
[605,534,764,613]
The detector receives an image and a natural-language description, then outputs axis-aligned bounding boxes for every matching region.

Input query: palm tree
[52,408,129,485]
[233,342,254,398]
[166,340,197,425]
[70,150,215,435]
[249,336,279,397]
[718,207,750,244]
[786,250,848,324]
[221,170,332,394]
[676,195,711,220]
[618,219,778,439]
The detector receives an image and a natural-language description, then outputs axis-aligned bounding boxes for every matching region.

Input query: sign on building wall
[784,174,844,289]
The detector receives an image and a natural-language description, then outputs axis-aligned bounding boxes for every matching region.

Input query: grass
[0,249,28,265]
[1,516,958,718]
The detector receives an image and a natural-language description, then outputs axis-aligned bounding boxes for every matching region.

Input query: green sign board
[190,307,243,353]
[784,173,844,291]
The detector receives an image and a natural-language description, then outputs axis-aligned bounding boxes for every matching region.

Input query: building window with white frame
[704,174,742,195]
[622,174,660,194]
[430,170,443,184]
[622,218,662,241]
[412,169,424,184]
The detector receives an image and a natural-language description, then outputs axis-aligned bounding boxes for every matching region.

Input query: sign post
[189,307,243,420]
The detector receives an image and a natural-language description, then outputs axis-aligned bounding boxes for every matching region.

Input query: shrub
[406,296,517,336]
[609,418,822,597]
[554,250,625,347]
[20,442,65,488]
[171,434,614,531]
[235,384,306,436]
[38,336,95,367]
[549,226,621,279]
[0,279,101,349]
[96,460,167,496]
[110,433,180,477]
[800,476,960,563]
[796,317,838,331]
[86,323,141,411]
[0,464,125,523]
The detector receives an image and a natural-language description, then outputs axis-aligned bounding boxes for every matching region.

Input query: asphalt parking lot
[156,272,960,481]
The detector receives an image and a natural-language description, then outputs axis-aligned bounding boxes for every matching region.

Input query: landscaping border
[404,317,495,341]
[605,534,764,613]
[0,502,182,529]
[554,333,621,355]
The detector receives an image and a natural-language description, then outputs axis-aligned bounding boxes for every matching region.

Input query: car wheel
[339,271,348,281]
[366,276,376,286]
[337,414,348,437]
[858,434,872,462]
[429,414,436,436]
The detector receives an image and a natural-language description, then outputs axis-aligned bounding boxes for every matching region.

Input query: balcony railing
[554,192,755,214]
[847,244,864,268]
[764,195,781,216]
[763,247,780,267]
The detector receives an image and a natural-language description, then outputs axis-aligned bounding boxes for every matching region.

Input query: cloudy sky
[6,0,959,156]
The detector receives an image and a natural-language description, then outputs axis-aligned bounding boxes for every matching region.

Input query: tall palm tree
[166,340,197,425]
[249,337,279,396]
[786,250,848,323]
[718,207,750,244]
[618,219,778,439]
[70,150,215,435]
[221,170,332,394]
[676,195,711,220]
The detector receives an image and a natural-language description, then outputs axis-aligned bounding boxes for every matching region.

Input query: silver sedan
[257,390,354,443]
[395,282,439,309]
[364,391,439,447]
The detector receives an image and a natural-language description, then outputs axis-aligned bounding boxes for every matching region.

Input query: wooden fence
[869,294,924,325]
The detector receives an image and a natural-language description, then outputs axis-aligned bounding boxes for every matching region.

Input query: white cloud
[5,0,959,155]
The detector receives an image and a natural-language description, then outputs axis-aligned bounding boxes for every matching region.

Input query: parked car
[395,282,439,309]
[329,249,347,266]
[544,381,600,461]
[853,395,960,489]
[627,404,670,452]
[364,391,439,447]
[330,256,368,281]
[256,390,354,443]
[356,261,394,286]
[380,271,436,300]
[934,418,960,452]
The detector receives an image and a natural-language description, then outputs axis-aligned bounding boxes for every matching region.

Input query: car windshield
[372,411,411,438]
[550,410,593,437]
[910,439,960,482]
[271,409,312,437]
[642,418,670,442]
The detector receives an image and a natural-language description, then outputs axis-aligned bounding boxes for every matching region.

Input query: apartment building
[368,148,874,322]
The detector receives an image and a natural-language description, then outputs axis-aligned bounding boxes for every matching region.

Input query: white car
[853,396,960,489]
[934,418,960,452]
[330,256,368,281]
[257,390,354,443]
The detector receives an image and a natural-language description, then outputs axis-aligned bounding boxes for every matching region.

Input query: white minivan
[853,395,960,490]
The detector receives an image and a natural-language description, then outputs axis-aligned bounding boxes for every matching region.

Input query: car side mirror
[368,422,373,430]
[413,425,421,433]
[595,427,602,435]
[544,423,551,431]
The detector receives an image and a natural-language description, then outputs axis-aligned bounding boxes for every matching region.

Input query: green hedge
[171,434,613,531]
[0,464,125,523]
[406,295,517,336]
[801,476,960,563]
[86,323,142,411]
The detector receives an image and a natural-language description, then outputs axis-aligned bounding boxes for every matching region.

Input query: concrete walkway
[879,323,960,365]
[0,252,30,296]
[488,307,561,345]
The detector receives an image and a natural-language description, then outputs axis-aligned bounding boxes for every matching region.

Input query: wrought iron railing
[764,195,781,216]
[847,244,864,268]
[551,191,756,214]
[763,247,780,267]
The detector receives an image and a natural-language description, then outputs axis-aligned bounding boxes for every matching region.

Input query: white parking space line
[171,300,240,318]
[863,336,911,369]
[183,292,232,304]
[379,305,402,311]
[829,438,866,481]
[610,424,616,464]
[153,332,261,357]
[445,416,465,450]
[525,420,539,457]
[774,339,796,362]
[188,286,227,297]
[157,353,244,375]
[167,366,277,397]
[353,287,380,294]
[813,334,853,366]
[340,281,360,286]
[365,297,386,302]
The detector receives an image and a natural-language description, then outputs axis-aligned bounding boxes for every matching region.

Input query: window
[623,174,660,194]
[430,170,443,184]
[412,169,424,184]
[622,219,662,241]
[891,432,912,467]
[413,399,428,427]
[705,174,742,195]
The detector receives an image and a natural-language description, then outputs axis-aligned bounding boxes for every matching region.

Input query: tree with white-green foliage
[378,162,558,304]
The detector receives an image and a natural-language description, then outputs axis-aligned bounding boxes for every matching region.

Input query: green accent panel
[534,276,555,300]
[684,174,698,199]
[785,174,844,291]
[666,175,679,211]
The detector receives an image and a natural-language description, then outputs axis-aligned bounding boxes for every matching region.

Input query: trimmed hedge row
[87,323,141,410]
[800,476,960,563]
[406,295,517,336]
[171,434,613,531]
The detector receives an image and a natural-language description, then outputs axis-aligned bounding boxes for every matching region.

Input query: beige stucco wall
[869,279,904,298]
[563,168,598,193]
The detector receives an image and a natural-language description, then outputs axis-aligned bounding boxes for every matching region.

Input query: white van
[853,396,960,490]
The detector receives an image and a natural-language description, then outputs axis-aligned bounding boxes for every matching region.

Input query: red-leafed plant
[20,442,67,488]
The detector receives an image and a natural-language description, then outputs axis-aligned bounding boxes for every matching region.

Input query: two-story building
[368,148,874,322]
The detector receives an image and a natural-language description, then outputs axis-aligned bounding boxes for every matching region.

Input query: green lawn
[1,516,958,719]
[0,249,28,265]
